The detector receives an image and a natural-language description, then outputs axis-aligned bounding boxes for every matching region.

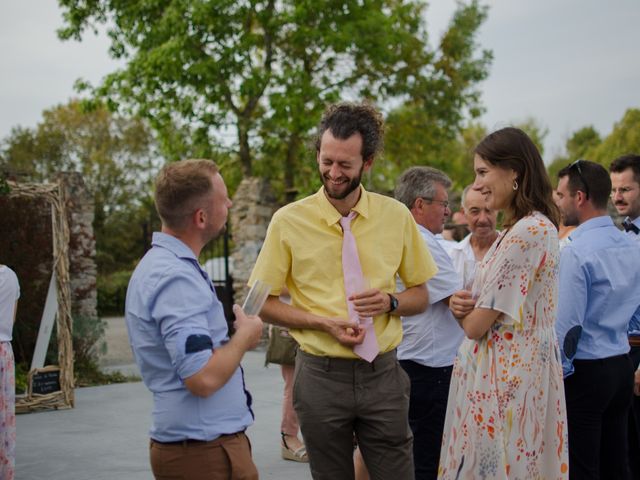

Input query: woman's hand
[449,290,477,319]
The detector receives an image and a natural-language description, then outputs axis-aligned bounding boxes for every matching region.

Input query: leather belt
[151,438,209,446]
[629,336,640,348]
[151,432,241,447]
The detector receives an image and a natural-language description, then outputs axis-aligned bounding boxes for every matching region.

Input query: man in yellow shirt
[249,102,437,480]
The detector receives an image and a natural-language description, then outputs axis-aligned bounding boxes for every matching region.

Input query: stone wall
[58,172,98,323]
[230,177,278,307]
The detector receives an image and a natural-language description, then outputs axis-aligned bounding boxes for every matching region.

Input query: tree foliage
[587,109,640,167]
[57,0,491,195]
[547,108,640,182]
[0,100,160,274]
[382,111,550,196]
[547,125,601,181]
[565,126,601,161]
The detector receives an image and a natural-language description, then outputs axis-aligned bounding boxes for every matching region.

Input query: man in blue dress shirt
[555,159,640,480]
[126,159,263,479]
[394,166,463,480]
[610,154,640,477]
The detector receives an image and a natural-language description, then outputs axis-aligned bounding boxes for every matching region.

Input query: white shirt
[398,225,464,367]
[559,236,573,251]
[445,234,475,277]
[0,266,20,341]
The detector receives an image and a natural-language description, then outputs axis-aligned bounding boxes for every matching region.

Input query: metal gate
[199,225,235,329]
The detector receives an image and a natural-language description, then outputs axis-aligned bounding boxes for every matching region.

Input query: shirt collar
[452,233,472,251]
[151,231,198,261]
[417,223,436,239]
[626,216,640,227]
[315,185,370,226]
[569,215,615,242]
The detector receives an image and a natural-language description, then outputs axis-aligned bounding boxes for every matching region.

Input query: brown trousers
[293,349,414,480]
[149,432,258,480]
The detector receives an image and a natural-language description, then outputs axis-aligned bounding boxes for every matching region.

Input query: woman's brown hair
[475,127,560,228]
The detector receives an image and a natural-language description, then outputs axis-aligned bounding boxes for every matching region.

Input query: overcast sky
[1,0,639,162]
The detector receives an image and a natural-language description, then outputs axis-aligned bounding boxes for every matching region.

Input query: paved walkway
[17,338,313,479]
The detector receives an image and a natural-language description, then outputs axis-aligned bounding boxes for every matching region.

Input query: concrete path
[17,320,313,479]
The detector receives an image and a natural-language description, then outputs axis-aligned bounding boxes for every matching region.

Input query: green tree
[547,126,602,181]
[383,115,548,195]
[380,107,480,194]
[511,117,548,159]
[588,108,640,167]
[0,100,159,274]
[57,0,491,195]
[565,126,601,160]
[546,109,640,182]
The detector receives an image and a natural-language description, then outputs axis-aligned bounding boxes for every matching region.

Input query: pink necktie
[340,212,379,362]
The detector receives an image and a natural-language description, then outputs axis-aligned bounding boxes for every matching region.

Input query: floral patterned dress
[1,265,19,480]
[438,212,569,479]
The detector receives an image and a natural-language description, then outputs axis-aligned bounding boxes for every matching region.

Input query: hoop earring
[512,180,518,191]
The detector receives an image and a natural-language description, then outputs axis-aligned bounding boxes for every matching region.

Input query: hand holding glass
[242,280,271,316]
[463,260,476,291]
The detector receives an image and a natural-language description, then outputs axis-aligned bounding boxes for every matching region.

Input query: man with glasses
[611,154,640,240]
[610,154,640,477]
[555,159,640,479]
[394,166,463,480]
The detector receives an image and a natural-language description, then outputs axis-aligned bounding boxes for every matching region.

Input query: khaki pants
[293,349,414,480]
[149,432,258,480]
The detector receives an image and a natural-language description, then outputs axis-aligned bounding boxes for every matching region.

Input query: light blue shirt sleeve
[631,306,640,333]
[151,271,214,380]
[556,246,589,377]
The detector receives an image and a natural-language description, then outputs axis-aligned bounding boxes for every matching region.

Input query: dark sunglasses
[569,159,590,199]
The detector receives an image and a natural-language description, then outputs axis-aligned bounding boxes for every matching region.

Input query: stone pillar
[57,172,98,322]
[230,177,278,307]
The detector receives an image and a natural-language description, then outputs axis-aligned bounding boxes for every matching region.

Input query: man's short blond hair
[154,159,219,231]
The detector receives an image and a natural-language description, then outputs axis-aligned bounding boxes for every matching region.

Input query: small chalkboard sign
[30,367,61,395]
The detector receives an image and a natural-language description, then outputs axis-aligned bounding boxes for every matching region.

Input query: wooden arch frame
[8,180,75,412]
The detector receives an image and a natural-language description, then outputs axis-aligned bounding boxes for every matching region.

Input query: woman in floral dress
[440,128,569,479]
[0,264,20,480]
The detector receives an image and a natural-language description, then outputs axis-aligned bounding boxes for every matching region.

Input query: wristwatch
[387,294,399,313]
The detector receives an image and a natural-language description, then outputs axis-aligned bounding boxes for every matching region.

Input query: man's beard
[561,210,579,227]
[321,166,363,200]
[205,220,226,244]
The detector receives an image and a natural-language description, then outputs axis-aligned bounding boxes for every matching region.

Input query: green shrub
[15,361,28,395]
[97,270,132,316]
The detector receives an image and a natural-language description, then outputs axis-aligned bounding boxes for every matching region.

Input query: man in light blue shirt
[555,159,640,479]
[395,166,463,480]
[126,159,263,480]
[610,154,640,478]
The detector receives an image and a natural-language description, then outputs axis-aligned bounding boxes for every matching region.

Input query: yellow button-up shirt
[249,186,437,358]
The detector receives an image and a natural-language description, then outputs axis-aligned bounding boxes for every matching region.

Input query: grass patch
[15,359,140,394]
[75,358,140,387]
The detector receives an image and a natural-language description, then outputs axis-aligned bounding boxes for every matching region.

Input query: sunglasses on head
[569,159,590,199]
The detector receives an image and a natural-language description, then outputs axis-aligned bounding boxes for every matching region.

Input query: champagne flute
[462,259,477,295]
[242,279,271,315]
